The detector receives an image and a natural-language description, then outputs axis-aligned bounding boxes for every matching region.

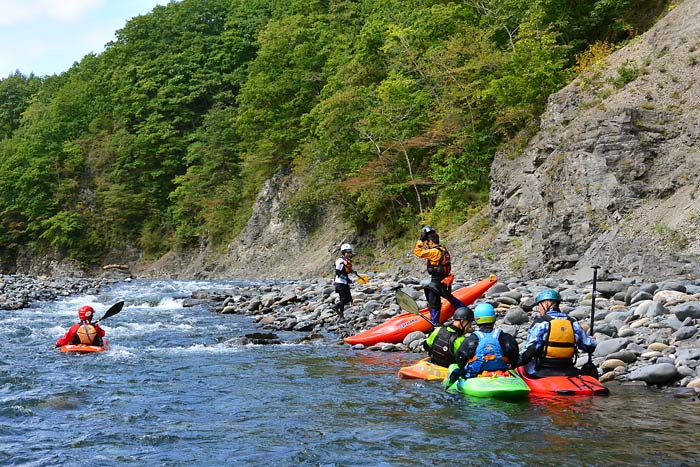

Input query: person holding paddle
[423,306,474,367]
[413,225,466,326]
[519,289,597,377]
[333,243,366,319]
[55,305,106,347]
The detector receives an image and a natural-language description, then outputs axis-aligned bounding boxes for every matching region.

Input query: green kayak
[444,364,530,400]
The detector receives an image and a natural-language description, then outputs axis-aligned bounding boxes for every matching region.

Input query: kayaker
[423,306,474,367]
[412,225,466,326]
[333,243,358,319]
[451,303,519,381]
[519,289,597,377]
[55,305,106,347]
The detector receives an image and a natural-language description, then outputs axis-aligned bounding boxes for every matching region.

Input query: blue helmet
[474,303,495,324]
[534,289,561,305]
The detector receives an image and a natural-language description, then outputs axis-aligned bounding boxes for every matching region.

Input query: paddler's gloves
[448,367,466,385]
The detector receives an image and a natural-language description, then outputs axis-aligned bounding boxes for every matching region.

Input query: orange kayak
[514,366,609,396]
[344,275,497,346]
[398,358,448,381]
[59,339,109,353]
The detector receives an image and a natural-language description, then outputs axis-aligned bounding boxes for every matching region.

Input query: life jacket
[538,315,576,367]
[335,256,353,284]
[426,245,451,278]
[429,325,461,367]
[468,329,508,374]
[341,257,353,276]
[75,322,98,345]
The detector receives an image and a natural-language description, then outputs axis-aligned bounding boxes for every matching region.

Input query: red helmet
[78,305,95,321]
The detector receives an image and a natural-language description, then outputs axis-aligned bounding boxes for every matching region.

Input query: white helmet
[341,243,353,254]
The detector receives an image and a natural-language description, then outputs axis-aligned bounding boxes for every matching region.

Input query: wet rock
[628,363,679,385]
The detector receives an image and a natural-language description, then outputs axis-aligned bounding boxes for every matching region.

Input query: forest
[0,0,670,269]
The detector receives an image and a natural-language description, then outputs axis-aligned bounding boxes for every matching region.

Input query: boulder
[593,337,631,357]
[671,302,700,320]
[628,363,679,385]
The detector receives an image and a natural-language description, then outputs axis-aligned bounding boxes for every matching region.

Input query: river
[1,279,698,466]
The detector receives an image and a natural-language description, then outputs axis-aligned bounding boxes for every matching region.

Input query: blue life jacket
[469,329,508,375]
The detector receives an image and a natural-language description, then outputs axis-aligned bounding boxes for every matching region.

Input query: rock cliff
[487,0,700,282]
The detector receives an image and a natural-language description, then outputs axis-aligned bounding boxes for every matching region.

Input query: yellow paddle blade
[356,275,369,284]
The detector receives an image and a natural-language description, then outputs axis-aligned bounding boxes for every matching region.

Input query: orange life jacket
[76,323,98,344]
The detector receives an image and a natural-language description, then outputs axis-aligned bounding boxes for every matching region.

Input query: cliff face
[487,0,700,282]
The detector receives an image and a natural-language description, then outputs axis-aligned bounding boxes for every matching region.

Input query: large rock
[670,302,700,320]
[628,363,679,385]
[593,338,631,357]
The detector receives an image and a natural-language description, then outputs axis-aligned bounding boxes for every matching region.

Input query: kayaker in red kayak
[450,303,519,382]
[55,305,106,348]
[413,225,466,326]
[519,289,597,377]
[424,306,474,367]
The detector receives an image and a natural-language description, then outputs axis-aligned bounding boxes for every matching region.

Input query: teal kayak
[444,364,530,400]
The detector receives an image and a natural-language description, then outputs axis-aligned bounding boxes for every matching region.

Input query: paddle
[395,289,435,329]
[355,273,369,285]
[94,300,125,324]
[580,266,600,379]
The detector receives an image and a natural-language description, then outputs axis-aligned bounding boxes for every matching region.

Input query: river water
[1,279,698,467]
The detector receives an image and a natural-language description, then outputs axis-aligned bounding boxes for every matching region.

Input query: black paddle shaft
[590,266,600,335]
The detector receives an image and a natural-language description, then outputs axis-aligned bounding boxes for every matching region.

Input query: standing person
[55,305,105,347]
[333,243,357,319]
[519,289,597,377]
[413,225,466,326]
[424,307,474,367]
[452,303,519,380]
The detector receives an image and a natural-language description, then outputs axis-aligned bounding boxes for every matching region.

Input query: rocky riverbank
[4,271,698,395]
[0,274,117,310]
[189,272,700,395]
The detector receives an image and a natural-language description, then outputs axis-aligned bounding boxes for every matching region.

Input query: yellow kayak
[398,357,448,381]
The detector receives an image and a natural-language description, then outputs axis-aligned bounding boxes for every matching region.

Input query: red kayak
[514,366,609,396]
[344,275,497,346]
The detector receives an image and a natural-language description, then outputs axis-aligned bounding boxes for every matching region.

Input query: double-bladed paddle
[94,300,125,324]
[580,266,600,379]
[395,289,434,329]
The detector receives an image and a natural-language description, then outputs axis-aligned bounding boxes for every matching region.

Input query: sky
[0,0,170,77]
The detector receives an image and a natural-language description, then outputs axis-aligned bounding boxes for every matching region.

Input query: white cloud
[0,0,104,26]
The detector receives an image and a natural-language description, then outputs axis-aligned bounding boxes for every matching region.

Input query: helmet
[78,305,95,321]
[534,289,561,305]
[474,303,496,324]
[420,225,436,241]
[453,307,473,322]
[340,243,353,254]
